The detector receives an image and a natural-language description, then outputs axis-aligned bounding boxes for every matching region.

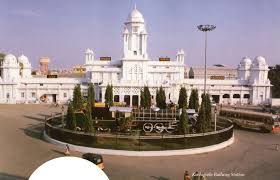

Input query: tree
[105,84,113,107]
[87,83,95,109]
[189,89,199,112]
[84,103,93,133]
[156,86,166,109]
[179,107,189,134]
[140,86,151,108]
[0,53,5,62]
[73,84,83,111]
[196,93,211,133]
[178,87,188,109]
[66,104,76,130]
[140,90,144,107]
[196,100,207,133]
[204,94,212,127]
[268,65,280,98]
[189,67,194,79]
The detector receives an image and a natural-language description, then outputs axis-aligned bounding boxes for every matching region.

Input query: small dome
[253,56,266,66]
[127,8,144,23]
[4,54,17,64]
[18,54,29,65]
[241,57,252,66]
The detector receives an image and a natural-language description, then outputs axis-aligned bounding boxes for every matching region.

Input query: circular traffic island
[44,109,234,156]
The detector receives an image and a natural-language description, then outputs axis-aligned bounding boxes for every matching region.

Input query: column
[120,94,124,103]
[130,95,132,107]
[230,91,233,105]
[219,94,222,104]
[101,88,105,103]
[138,94,141,106]
[240,91,243,105]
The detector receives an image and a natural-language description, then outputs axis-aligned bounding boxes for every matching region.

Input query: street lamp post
[197,24,216,95]
[61,105,65,128]
[214,106,217,131]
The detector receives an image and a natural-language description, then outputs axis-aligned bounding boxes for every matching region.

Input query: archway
[124,95,130,106]
[132,95,139,107]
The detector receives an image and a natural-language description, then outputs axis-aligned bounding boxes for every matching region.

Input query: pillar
[101,88,105,103]
[130,95,132,107]
[138,94,141,106]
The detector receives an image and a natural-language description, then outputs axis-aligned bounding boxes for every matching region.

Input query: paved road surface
[0,104,280,180]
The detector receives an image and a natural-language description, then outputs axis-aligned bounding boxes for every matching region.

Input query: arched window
[233,94,240,98]
[223,94,230,98]
[243,94,250,99]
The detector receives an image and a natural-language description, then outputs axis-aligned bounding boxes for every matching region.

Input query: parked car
[82,153,104,170]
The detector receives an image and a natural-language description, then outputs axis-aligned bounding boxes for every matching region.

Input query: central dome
[126,8,144,23]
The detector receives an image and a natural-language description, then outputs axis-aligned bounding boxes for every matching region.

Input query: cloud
[10,9,40,17]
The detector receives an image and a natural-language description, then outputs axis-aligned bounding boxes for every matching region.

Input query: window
[211,85,214,87]
[244,94,250,99]
[223,94,230,98]
[133,27,138,32]
[232,85,235,87]
[21,92,25,98]
[40,84,43,86]
[64,93,67,98]
[134,51,137,55]
[32,92,36,98]
[233,94,240,98]
[114,95,120,102]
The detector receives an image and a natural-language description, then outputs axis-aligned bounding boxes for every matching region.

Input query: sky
[0,0,280,69]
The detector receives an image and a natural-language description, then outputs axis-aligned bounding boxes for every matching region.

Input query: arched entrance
[132,95,139,107]
[124,95,130,106]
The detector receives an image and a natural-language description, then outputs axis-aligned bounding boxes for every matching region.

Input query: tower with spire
[123,6,148,59]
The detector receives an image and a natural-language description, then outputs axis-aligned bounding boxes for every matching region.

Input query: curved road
[0,104,279,180]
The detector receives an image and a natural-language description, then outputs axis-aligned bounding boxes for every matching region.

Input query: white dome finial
[134,2,137,10]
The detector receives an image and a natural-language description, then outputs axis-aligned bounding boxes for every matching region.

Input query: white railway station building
[0,8,271,106]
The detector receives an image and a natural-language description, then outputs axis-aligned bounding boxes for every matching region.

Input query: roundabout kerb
[44,114,234,155]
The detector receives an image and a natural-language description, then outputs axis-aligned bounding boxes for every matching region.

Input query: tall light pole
[197,24,216,95]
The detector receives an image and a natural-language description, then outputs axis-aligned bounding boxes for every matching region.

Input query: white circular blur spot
[29,156,109,180]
